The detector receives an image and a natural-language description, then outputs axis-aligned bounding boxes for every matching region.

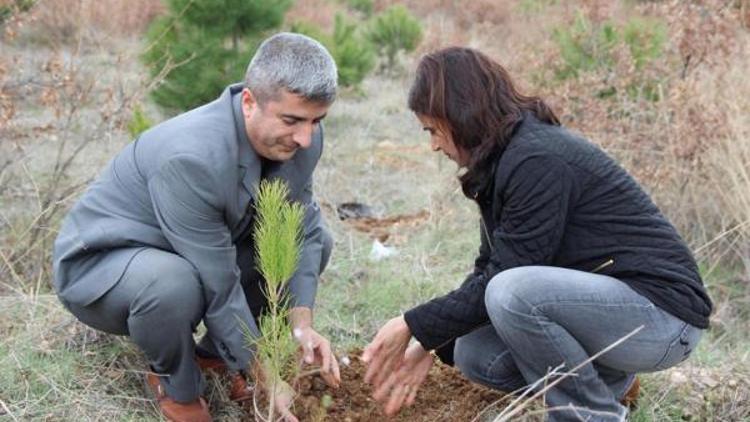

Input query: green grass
[0,296,157,420]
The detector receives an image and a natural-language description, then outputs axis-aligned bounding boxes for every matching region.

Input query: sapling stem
[244,179,304,421]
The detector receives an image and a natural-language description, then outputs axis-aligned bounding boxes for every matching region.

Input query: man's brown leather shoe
[196,355,227,372]
[227,372,254,402]
[145,372,212,422]
[196,356,253,402]
[620,376,640,408]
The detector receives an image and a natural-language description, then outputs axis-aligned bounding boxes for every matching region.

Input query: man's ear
[241,88,257,117]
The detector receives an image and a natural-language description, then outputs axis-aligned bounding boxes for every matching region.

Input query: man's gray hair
[245,32,338,105]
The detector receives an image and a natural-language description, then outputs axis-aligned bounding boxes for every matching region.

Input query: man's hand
[373,342,433,416]
[289,307,340,388]
[293,326,341,388]
[271,378,299,422]
[361,315,412,389]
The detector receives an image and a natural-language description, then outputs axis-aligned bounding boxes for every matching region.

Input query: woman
[361,47,712,421]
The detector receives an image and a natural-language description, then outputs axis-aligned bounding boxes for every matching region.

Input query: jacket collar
[468,112,531,202]
[229,84,262,198]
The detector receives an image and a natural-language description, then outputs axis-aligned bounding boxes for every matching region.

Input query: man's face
[242,88,330,162]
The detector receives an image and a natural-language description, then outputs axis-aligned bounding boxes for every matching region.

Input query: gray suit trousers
[63,230,332,402]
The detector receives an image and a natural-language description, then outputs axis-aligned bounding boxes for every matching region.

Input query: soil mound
[288,353,507,421]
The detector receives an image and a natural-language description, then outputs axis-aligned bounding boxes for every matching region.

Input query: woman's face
[416,114,470,167]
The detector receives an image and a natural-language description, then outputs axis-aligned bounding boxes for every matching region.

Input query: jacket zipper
[480,217,495,252]
[591,258,614,273]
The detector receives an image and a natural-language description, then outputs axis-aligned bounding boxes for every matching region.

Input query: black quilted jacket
[403,114,713,365]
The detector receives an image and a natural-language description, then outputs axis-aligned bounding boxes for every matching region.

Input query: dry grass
[374,0,511,28]
[285,0,345,30]
[0,294,155,420]
[21,0,165,45]
[704,52,750,268]
[0,1,175,297]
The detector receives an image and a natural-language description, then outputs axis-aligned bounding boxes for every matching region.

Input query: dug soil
[288,351,508,421]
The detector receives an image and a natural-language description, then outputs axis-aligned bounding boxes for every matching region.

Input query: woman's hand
[373,342,433,416]
[361,315,412,388]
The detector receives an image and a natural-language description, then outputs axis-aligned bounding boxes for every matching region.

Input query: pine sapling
[246,179,304,422]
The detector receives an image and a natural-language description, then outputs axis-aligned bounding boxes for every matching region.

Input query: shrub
[292,14,376,88]
[331,14,376,87]
[622,16,667,70]
[0,0,34,25]
[367,4,422,71]
[142,0,290,113]
[552,11,618,80]
[553,12,666,78]
[552,12,666,100]
[346,0,374,17]
[126,104,153,139]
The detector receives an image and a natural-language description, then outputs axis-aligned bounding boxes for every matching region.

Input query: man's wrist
[290,306,313,331]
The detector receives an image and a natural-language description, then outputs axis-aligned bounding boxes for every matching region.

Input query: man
[52,33,340,422]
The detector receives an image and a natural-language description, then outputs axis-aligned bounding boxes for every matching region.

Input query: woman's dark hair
[408,47,560,199]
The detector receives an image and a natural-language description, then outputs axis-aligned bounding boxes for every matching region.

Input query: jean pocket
[653,323,701,371]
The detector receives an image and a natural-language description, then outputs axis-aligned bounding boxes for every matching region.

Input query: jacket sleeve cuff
[405,308,455,365]
[287,279,316,309]
[404,306,440,351]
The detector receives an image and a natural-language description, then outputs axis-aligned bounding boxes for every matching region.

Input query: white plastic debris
[369,239,398,261]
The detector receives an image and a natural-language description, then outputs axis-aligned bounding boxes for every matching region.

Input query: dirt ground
[279,352,507,422]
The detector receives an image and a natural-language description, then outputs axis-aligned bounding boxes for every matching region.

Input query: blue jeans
[453,266,703,421]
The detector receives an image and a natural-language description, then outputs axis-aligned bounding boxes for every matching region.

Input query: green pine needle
[247,179,305,388]
[254,179,304,292]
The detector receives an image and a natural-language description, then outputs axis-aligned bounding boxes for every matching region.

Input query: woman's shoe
[620,376,640,408]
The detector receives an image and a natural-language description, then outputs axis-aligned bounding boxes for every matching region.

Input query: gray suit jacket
[53,84,329,369]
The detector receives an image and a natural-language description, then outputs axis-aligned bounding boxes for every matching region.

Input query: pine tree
[248,179,304,421]
[143,0,292,113]
[367,5,422,72]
